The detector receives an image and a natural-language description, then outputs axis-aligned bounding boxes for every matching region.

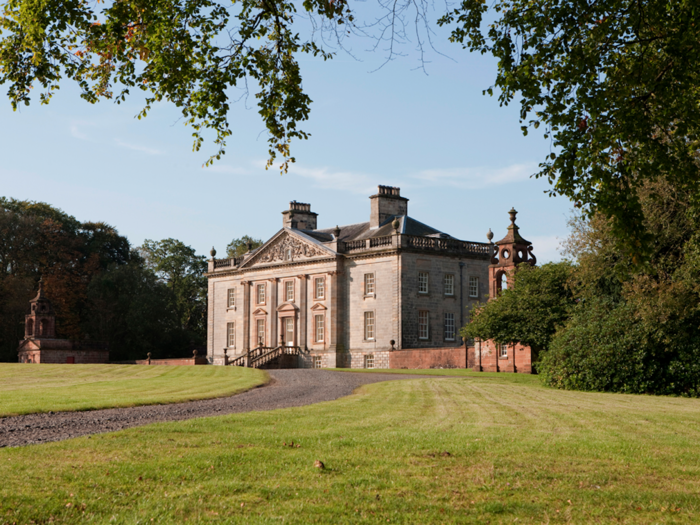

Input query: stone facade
[207,185,493,369]
[17,280,109,364]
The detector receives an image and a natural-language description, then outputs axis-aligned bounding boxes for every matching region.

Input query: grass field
[0,364,267,416]
[2,373,700,524]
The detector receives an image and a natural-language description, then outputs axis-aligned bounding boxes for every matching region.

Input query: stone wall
[400,252,488,349]
[390,347,467,369]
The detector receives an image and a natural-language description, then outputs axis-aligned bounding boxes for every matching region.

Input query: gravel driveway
[0,369,428,448]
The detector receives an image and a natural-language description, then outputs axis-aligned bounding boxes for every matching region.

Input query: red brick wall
[19,349,110,364]
[467,340,533,374]
[390,347,467,369]
[134,357,209,366]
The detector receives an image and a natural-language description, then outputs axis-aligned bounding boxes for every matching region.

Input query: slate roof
[313,215,452,243]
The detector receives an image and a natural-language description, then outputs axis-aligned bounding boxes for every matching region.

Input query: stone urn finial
[333,225,341,239]
[392,218,400,232]
[193,349,198,357]
[508,207,518,225]
[210,246,217,258]
[486,228,494,243]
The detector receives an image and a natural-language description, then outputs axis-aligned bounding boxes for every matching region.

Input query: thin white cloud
[204,164,252,176]
[289,165,389,195]
[70,123,95,142]
[412,163,537,189]
[115,139,163,156]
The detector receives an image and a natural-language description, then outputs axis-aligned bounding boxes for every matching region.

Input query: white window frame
[227,322,235,348]
[315,277,325,300]
[444,313,455,341]
[364,311,375,341]
[313,355,322,369]
[444,274,455,296]
[364,354,375,369]
[256,283,266,305]
[314,314,325,343]
[285,280,294,302]
[418,272,429,294]
[469,277,479,298]
[227,288,236,308]
[256,318,266,346]
[364,273,375,296]
[418,310,429,340]
[500,344,508,358]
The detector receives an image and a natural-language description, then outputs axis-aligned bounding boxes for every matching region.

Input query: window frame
[284,280,294,302]
[256,283,266,305]
[314,277,326,300]
[469,276,479,298]
[418,272,429,294]
[227,322,236,348]
[314,314,325,343]
[313,355,322,369]
[364,354,375,369]
[364,273,375,296]
[227,288,236,308]
[256,318,266,347]
[364,311,375,341]
[443,274,455,296]
[418,310,429,340]
[444,313,455,341]
[499,343,508,358]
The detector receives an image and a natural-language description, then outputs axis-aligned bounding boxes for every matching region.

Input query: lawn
[2,373,700,523]
[0,364,267,416]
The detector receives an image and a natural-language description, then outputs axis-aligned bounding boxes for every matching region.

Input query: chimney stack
[369,186,408,229]
[282,201,318,230]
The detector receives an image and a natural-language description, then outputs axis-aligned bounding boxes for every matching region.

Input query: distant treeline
[0,198,208,362]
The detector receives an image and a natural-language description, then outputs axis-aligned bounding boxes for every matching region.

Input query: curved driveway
[0,369,428,448]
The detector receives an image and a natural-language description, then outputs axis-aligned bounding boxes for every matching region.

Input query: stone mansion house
[206,185,535,370]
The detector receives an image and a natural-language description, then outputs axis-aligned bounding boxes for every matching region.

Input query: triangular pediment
[310,302,327,311]
[240,229,336,268]
[252,308,268,316]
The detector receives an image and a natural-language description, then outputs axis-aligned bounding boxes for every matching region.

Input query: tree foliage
[0,0,349,170]
[0,198,207,361]
[539,176,700,396]
[226,235,263,258]
[461,262,575,353]
[440,0,700,252]
[139,238,207,343]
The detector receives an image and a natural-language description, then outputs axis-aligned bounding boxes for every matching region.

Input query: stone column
[270,278,278,347]
[328,270,341,364]
[298,274,308,350]
[242,280,250,352]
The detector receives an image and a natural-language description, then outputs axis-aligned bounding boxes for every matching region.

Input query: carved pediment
[242,231,332,268]
[310,302,327,311]
[252,308,267,316]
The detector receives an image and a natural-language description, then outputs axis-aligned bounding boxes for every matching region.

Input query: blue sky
[0,6,572,262]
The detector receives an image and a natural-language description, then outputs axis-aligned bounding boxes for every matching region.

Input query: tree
[139,238,207,344]
[0,0,346,171]
[439,0,700,253]
[461,262,575,355]
[539,176,700,396]
[226,236,263,258]
[85,258,186,361]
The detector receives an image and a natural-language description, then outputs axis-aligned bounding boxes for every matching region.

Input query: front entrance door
[284,318,294,346]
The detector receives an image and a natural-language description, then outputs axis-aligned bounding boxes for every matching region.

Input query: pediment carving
[310,303,327,311]
[246,232,328,267]
[252,308,267,316]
